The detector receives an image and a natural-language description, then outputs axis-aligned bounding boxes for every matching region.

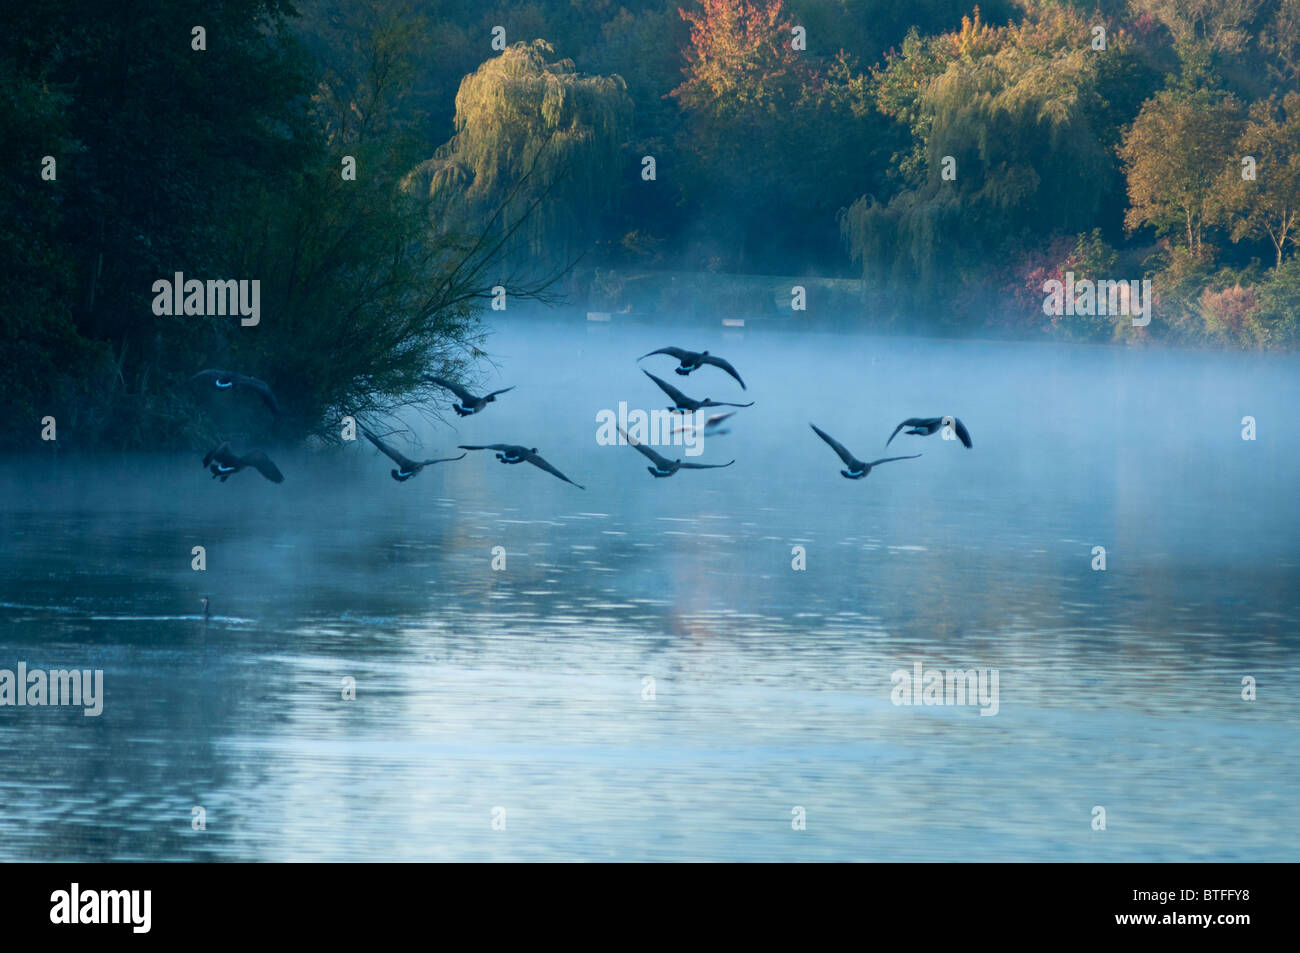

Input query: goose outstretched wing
[618,427,672,468]
[361,426,420,471]
[810,424,859,468]
[643,370,693,406]
[700,354,746,389]
[524,453,585,489]
[638,346,693,362]
[422,376,475,402]
[866,454,922,467]
[886,418,934,446]
[240,450,284,483]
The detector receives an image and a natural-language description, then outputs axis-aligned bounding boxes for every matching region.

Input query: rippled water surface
[2,313,1298,860]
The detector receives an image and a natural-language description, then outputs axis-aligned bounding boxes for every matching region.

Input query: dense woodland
[4,0,1300,450]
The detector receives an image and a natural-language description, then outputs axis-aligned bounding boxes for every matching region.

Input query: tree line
[5,1,1299,450]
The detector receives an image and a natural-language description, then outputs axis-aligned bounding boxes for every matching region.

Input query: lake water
[2,312,1298,861]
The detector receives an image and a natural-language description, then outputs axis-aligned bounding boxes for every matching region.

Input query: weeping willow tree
[842,8,1126,318]
[404,40,633,270]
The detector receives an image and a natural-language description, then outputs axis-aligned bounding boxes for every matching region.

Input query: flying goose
[886,416,973,448]
[643,370,754,414]
[191,370,281,415]
[360,425,465,482]
[810,424,920,480]
[638,347,747,389]
[618,427,734,479]
[671,411,736,437]
[202,443,284,483]
[458,444,585,488]
[422,376,515,417]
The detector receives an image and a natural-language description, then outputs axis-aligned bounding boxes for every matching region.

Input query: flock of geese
[191,349,972,488]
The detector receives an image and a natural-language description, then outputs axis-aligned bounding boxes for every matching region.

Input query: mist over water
[2,309,1299,860]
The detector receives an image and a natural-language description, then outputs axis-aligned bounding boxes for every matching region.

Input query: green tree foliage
[1260,0,1300,89]
[199,13,571,445]
[1220,92,1300,268]
[1,0,309,448]
[1253,255,1300,343]
[406,40,633,269]
[586,4,690,262]
[668,0,883,269]
[0,54,86,443]
[1119,83,1245,257]
[1131,0,1265,55]
[1,2,564,450]
[843,8,1121,304]
[212,12,493,445]
[9,0,1300,451]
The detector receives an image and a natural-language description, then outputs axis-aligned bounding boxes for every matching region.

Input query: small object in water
[191,369,281,415]
[811,423,921,480]
[638,347,747,389]
[886,416,972,448]
[202,443,284,483]
[421,376,515,417]
[458,444,585,488]
[618,427,733,479]
[642,370,754,414]
[200,596,210,621]
[360,425,465,482]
